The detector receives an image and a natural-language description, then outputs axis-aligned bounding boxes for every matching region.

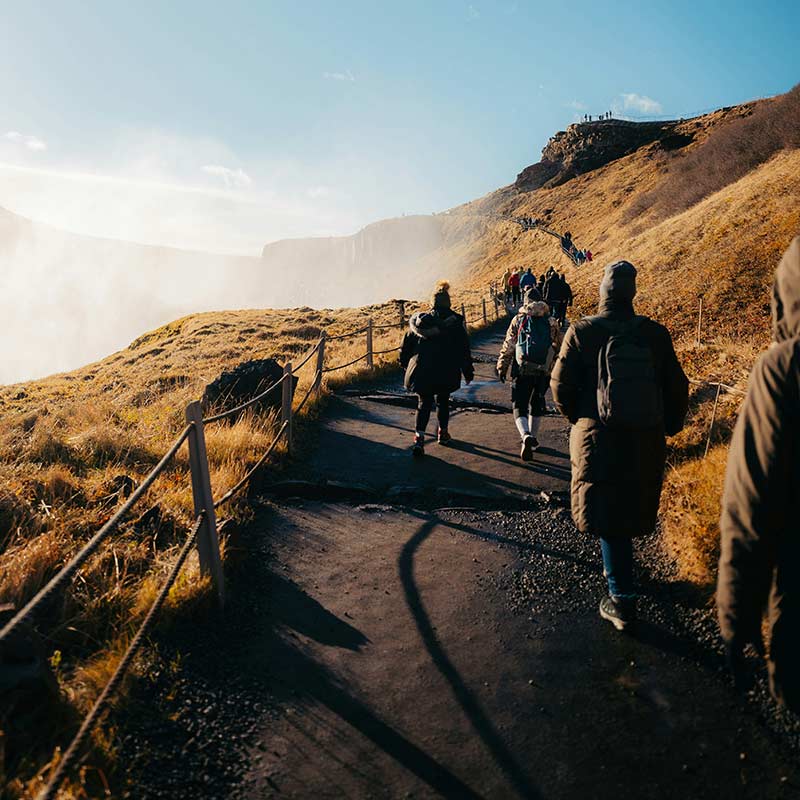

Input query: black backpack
[596,317,663,428]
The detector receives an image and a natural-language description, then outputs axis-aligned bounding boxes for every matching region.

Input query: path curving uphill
[120,321,799,800]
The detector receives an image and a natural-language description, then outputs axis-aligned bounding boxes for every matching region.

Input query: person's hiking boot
[437,429,452,446]
[530,436,540,452]
[411,434,425,458]
[520,435,535,462]
[599,595,637,632]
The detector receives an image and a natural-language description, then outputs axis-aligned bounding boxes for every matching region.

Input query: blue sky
[1,0,798,253]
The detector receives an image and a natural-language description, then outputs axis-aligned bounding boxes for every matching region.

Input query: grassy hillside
[0,297,435,796]
[447,88,800,585]
[3,87,799,795]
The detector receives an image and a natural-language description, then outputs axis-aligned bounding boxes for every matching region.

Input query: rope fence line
[214,423,289,509]
[202,373,288,425]
[326,325,369,342]
[8,290,504,798]
[38,513,206,800]
[322,352,369,373]
[0,423,194,646]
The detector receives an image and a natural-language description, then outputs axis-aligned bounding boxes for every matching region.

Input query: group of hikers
[582,111,613,122]
[508,216,591,268]
[560,231,592,265]
[399,237,800,716]
[503,266,573,324]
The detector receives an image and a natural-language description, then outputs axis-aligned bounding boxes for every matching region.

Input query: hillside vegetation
[448,85,800,584]
[2,86,799,795]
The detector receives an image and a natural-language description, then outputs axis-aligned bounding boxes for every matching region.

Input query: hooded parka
[717,234,800,713]
[400,308,474,395]
[550,261,689,538]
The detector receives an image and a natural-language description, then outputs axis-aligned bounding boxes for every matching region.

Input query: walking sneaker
[411,434,425,458]
[520,435,534,462]
[599,595,637,631]
[529,436,540,452]
[437,429,452,445]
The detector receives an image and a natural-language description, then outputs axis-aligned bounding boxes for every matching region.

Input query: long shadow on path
[399,515,542,800]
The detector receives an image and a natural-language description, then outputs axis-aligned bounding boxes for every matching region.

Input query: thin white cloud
[201,164,252,188]
[322,69,355,82]
[5,130,47,151]
[467,4,480,20]
[306,185,332,199]
[566,100,588,111]
[620,93,663,115]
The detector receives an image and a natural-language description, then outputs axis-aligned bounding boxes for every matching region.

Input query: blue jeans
[600,537,635,598]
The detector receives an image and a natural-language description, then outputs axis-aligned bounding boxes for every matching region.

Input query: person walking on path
[556,272,573,326]
[508,269,521,306]
[496,288,564,460]
[717,235,800,713]
[400,281,474,458]
[519,267,538,295]
[550,261,688,631]
[543,270,565,315]
[502,267,513,302]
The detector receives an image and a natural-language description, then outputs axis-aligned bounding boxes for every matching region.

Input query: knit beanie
[599,261,637,303]
[432,280,451,309]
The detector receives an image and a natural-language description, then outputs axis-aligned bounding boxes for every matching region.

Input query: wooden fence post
[398,300,405,329]
[315,333,326,395]
[461,303,467,331]
[185,401,224,605]
[482,297,487,325]
[696,297,704,347]
[281,362,293,456]
[704,383,722,458]
[366,318,374,369]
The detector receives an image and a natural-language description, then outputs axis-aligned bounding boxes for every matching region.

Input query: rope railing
[0,423,194,647]
[322,352,369,373]
[38,513,206,800]
[201,374,288,425]
[17,291,502,798]
[293,373,321,416]
[213,422,289,509]
[326,325,369,341]
[292,338,323,372]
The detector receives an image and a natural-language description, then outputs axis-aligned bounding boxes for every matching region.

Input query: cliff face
[515,103,763,193]
[260,215,451,306]
[516,119,696,191]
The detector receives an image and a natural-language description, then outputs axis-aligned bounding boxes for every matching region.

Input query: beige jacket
[496,301,564,379]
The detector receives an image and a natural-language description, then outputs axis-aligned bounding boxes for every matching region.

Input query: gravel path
[118,321,800,799]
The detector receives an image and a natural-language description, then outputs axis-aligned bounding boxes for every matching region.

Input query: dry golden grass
[447,99,800,587]
[0,286,507,796]
[3,92,797,795]
[661,446,728,587]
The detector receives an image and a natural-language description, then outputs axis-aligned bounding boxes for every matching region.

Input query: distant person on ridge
[508,269,521,306]
[401,281,474,458]
[717,235,800,713]
[497,287,564,460]
[551,261,688,631]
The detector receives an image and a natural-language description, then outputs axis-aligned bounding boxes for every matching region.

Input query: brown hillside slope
[446,94,800,586]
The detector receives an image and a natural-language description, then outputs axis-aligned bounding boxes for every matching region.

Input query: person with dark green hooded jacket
[717,234,800,713]
[551,261,688,630]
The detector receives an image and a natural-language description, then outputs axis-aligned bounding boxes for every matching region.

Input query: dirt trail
[123,322,800,800]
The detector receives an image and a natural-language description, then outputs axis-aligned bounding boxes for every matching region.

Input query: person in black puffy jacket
[400,281,474,456]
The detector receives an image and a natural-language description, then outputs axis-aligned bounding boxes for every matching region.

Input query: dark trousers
[600,537,635,597]
[512,374,549,418]
[554,300,568,324]
[415,393,451,433]
[511,286,521,305]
